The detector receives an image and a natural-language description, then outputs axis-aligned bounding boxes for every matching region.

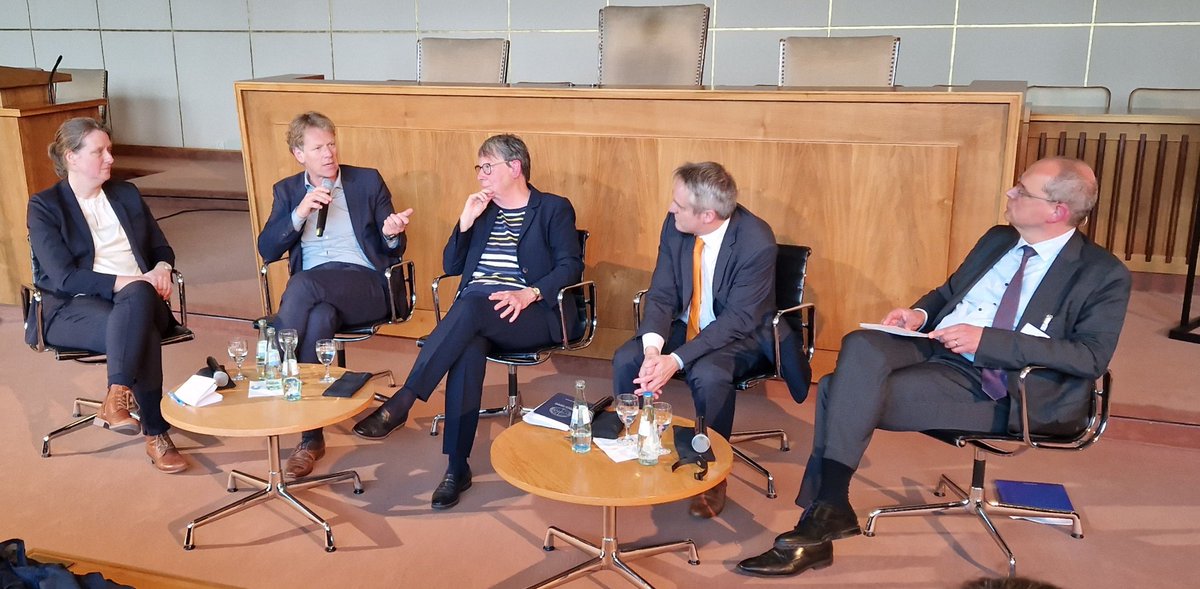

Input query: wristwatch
[530,286,542,301]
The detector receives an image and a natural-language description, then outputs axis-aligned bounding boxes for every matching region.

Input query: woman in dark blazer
[354,134,583,510]
[27,117,188,473]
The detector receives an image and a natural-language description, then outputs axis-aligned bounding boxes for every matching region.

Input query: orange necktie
[687,237,704,340]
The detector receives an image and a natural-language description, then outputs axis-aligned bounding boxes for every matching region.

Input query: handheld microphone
[197,356,231,388]
[46,55,63,103]
[315,178,333,237]
[691,415,711,453]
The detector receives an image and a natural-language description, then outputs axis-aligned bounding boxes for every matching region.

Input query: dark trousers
[795,329,1009,506]
[611,320,789,439]
[402,292,558,459]
[274,262,388,363]
[44,281,174,436]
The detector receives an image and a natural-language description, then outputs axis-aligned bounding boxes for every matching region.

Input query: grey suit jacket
[914,225,1131,435]
[638,205,783,367]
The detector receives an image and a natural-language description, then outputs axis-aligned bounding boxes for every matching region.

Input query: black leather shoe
[353,406,407,440]
[736,541,833,576]
[431,467,472,510]
[775,501,861,548]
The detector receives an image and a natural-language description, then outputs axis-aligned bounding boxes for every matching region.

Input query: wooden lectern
[0,65,105,305]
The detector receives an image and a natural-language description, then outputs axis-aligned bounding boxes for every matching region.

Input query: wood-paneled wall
[236,78,1023,376]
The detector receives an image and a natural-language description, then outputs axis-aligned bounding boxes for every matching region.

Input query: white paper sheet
[859,323,930,338]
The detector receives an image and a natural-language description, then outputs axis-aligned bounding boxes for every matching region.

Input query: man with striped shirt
[354,135,583,510]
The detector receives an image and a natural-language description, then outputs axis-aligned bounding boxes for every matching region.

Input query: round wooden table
[491,417,733,589]
[161,364,373,552]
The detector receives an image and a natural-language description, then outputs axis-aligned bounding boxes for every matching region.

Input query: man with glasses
[258,111,412,479]
[354,134,583,510]
[737,157,1131,577]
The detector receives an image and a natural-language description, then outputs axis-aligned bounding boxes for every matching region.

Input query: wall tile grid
[0,0,1195,149]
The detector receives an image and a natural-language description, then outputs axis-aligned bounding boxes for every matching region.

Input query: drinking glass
[277,328,299,376]
[315,339,337,383]
[615,394,638,445]
[226,337,248,381]
[653,402,673,455]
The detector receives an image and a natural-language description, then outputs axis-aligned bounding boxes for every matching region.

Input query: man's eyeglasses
[1008,186,1058,204]
[474,160,514,175]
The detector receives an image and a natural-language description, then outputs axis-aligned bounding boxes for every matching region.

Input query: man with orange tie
[612,161,812,518]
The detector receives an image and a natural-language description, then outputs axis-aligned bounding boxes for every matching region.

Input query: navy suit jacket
[27,179,175,343]
[257,165,405,275]
[638,205,811,401]
[443,185,583,341]
[914,225,1131,434]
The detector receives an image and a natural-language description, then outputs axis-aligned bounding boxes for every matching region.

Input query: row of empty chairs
[1027,85,1200,113]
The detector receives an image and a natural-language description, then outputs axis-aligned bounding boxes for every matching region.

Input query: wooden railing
[1022,111,1200,274]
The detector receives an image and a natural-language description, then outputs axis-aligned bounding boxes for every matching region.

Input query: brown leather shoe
[285,440,326,479]
[689,479,728,518]
[95,384,140,435]
[145,433,188,474]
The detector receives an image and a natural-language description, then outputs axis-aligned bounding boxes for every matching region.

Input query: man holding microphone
[257,111,412,479]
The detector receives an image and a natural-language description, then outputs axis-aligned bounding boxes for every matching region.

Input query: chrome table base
[532,506,699,589]
[182,435,363,552]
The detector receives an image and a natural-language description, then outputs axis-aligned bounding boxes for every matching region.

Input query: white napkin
[170,374,222,407]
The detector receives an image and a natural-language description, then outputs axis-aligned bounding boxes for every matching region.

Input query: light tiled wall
[2,0,1197,149]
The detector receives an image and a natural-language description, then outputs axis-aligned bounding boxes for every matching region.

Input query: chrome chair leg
[369,370,395,387]
[730,446,777,499]
[430,367,527,435]
[42,398,103,458]
[973,502,1017,577]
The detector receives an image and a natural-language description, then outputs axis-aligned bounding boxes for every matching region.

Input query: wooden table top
[161,364,371,437]
[491,416,733,508]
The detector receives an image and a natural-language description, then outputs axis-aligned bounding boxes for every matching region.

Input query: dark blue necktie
[980,245,1037,400]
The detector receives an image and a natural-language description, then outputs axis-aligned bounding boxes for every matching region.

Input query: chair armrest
[383,259,417,324]
[259,256,289,316]
[556,280,597,350]
[769,301,815,379]
[21,283,47,352]
[170,269,189,328]
[430,273,458,323]
[1016,366,1111,450]
[632,288,649,330]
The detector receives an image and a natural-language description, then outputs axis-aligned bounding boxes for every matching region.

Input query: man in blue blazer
[613,162,812,518]
[738,157,1131,577]
[354,134,583,510]
[257,111,412,478]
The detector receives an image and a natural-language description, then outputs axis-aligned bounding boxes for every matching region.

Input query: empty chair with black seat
[598,4,710,86]
[418,37,510,84]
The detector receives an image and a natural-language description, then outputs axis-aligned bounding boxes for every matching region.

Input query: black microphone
[46,55,63,103]
[197,356,231,388]
[315,178,333,237]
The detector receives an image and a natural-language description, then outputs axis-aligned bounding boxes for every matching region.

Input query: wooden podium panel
[0,66,104,305]
[236,79,1022,376]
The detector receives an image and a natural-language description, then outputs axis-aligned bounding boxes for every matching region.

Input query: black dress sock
[814,458,855,509]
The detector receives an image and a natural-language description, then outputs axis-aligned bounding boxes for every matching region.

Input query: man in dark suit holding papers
[738,157,1131,576]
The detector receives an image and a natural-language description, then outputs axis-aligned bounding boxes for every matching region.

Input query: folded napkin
[171,374,222,407]
[322,371,371,398]
[591,410,624,439]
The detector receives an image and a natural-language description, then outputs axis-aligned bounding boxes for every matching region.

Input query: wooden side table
[491,418,733,588]
[161,364,371,552]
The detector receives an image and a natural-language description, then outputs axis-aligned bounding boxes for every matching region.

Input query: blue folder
[994,479,1075,512]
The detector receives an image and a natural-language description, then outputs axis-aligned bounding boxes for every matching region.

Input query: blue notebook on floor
[994,479,1074,511]
[995,480,1075,526]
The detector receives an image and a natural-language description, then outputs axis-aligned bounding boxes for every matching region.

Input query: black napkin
[591,410,624,439]
[322,371,371,398]
[671,425,715,479]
